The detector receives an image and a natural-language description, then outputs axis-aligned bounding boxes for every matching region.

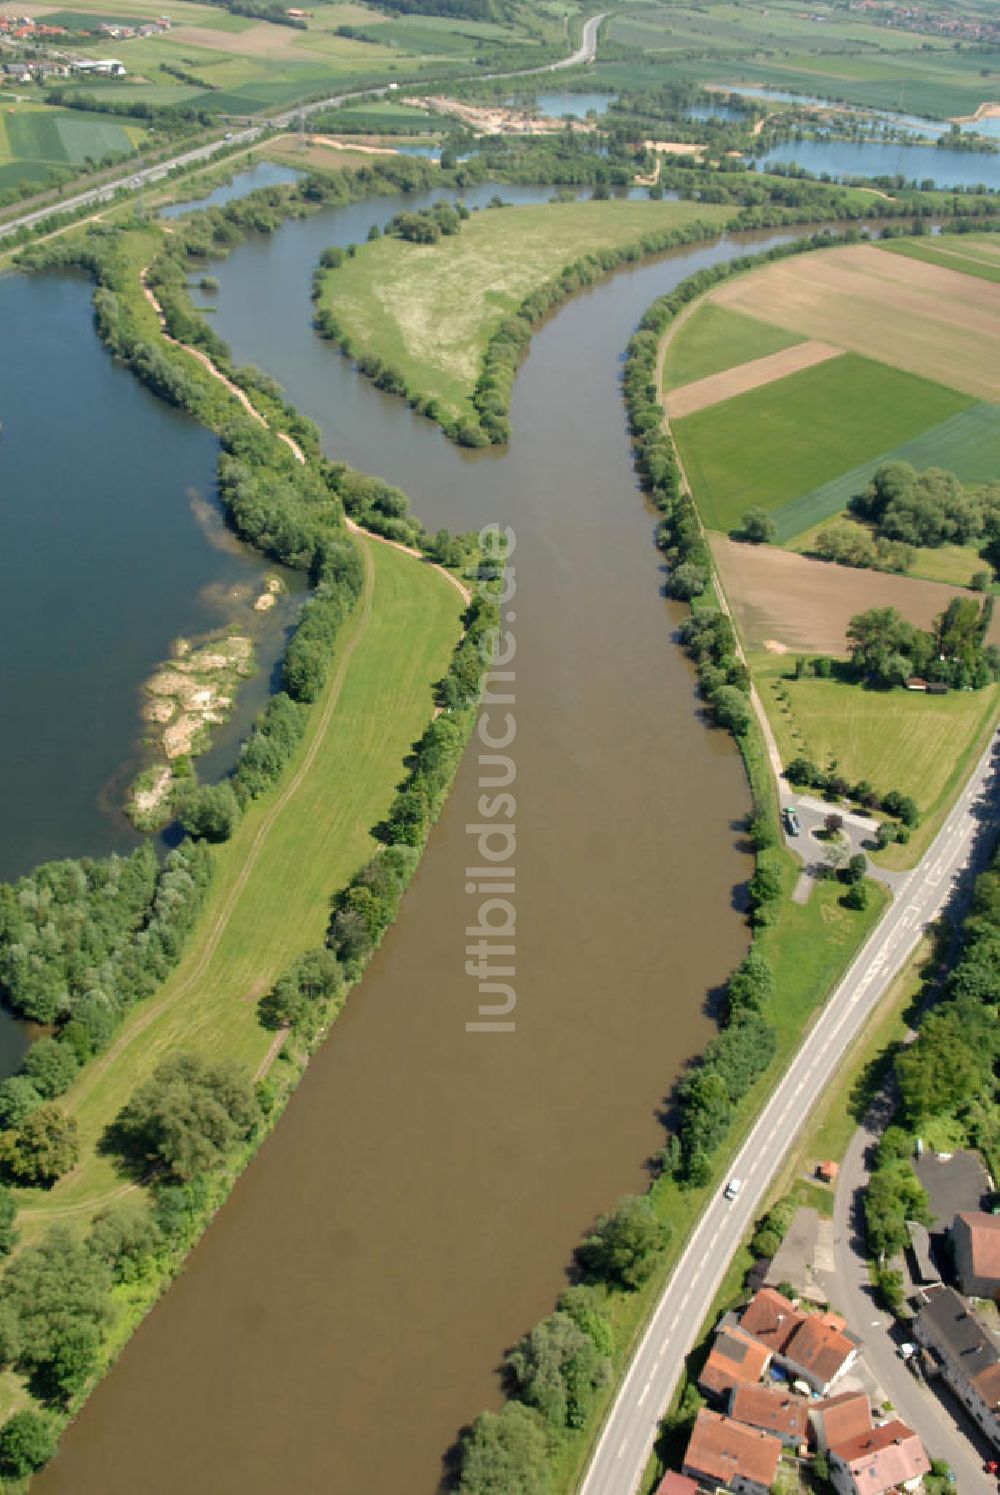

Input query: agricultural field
[319,197,730,427]
[879,231,1000,286]
[14,533,464,1240]
[711,244,1000,404]
[710,536,1000,655]
[0,98,146,199]
[672,352,970,533]
[661,303,805,393]
[599,0,1000,118]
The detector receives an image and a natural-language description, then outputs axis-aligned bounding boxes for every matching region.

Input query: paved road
[822,1098,997,1494]
[578,730,1000,1495]
[0,13,605,242]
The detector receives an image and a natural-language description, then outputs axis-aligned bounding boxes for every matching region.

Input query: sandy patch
[308,134,400,158]
[643,139,705,156]
[132,766,172,817]
[954,101,1000,124]
[711,244,1000,402]
[711,536,1000,655]
[763,638,789,654]
[666,340,843,418]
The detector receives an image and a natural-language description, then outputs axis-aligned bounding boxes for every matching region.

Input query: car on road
[783,806,801,836]
[724,1178,743,1201]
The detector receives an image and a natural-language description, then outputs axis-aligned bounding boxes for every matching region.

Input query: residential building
[682,1408,782,1495]
[913,1285,1000,1448]
[828,1419,930,1495]
[728,1383,808,1447]
[697,1325,771,1402]
[738,1287,804,1357]
[780,1312,861,1394]
[952,1212,1000,1299]
[809,1390,872,1452]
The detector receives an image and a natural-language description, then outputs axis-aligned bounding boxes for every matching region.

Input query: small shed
[817,1160,840,1184]
[905,677,928,691]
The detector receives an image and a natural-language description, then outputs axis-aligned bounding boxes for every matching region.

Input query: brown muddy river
[36,197,794,1493]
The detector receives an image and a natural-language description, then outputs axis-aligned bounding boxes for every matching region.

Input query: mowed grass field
[321,199,731,424]
[752,653,1000,865]
[0,100,144,194]
[672,352,970,533]
[661,302,804,392]
[14,535,464,1240]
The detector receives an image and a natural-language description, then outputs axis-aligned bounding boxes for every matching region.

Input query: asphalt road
[824,1099,997,1493]
[0,13,605,242]
[579,729,1000,1495]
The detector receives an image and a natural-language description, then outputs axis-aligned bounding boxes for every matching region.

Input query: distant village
[0,10,175,83]
[844,0,1000,44]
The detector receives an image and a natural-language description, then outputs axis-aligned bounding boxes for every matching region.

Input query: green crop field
[672,353,972,534]
[771,401,1000,543]
[879,234,1000,286]
[5,107,138,165]
[320,199,730,426]
[15,535,463,1238]
[754,652,1000,836]
[662,303,805,393]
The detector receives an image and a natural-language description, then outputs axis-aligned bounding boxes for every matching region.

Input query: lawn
[771,401,1000,543]
[319,198,730,425]
[787,515,987,589]
[661,302,804,393]
[753,652,1000,825]
[14,534,464,1240]
[672,353,970,533]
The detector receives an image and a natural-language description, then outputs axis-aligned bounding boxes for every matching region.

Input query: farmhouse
[738,1287,804,1356]
[827,1420,930,1495]
[781,1314,861,1394]
[682,1408,782,1494]
[952,1211,1000,1299]
[913,1286,1000,1447]
[808,1390,873,1452]
[72,58,126,76]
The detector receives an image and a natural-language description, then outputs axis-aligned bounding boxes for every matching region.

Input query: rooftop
[729,1383,809,1441]
[915,1285,1000,1375]
[739,1287,804,1356]
[810,1390,873,1447]
[699,1326,771,1398]
[683,1408,782,1491]
[973,1360,1000,1412]
[955,1211,1000,1284]
[655,1474,699,1495]
[831,1419,931,1493]
[784,1314,859,1384]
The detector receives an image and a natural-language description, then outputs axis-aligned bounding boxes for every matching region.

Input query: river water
[32,189,789,1494]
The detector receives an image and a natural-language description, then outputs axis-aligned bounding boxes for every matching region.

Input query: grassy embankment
[314,197,731,430]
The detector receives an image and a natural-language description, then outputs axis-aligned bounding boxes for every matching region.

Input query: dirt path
[665,339,843,418]
[254,1028,290,1081]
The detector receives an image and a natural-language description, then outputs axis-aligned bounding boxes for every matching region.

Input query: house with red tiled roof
[953,1212,1000,1300]
[781,1312,860,1394]
[729,1383,808,1448]
[655,1473,699,1495]
[682,1408,782,1495]
[808,1390,872,1452]
[828,1419,930,1495]
[738,1287,804,1357]
[969,1361,1000,1450]
[697,1325,771,1402]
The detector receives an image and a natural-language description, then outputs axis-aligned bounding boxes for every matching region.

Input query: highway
[578,728,1000,1495]
[0,12,605,241]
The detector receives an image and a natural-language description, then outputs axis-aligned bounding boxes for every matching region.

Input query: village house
[780,1313,861,1395]
[827,1419,930,1495]
[654,1474,699,1495]
[952,1212,1000,1300]
[738,1287,803,1356]
[808,1390,873,1452]
[728,1383,808,1448]
[913,1285,1000,1448]
[697,1324,771,1402]
[682,1408,782,1495]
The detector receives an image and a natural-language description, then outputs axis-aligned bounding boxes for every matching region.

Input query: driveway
[783,794,910,902]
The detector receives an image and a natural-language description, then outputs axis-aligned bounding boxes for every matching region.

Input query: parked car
[783,806,801,836]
